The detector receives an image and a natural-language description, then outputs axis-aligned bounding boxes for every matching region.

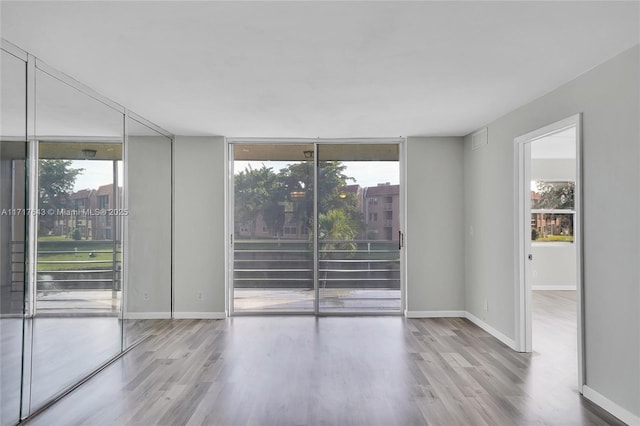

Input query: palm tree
[318,209,358,290]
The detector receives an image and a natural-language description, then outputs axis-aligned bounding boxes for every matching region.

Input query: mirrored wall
[0,41,173,425]
[0,47,27,426]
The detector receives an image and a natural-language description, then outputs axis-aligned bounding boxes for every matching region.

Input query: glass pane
[318,144,401,313]
[531,181,575,210]
[30,69,124,411]
[233,144,315,312]
[531,213,574,243]
[0,50,27,426]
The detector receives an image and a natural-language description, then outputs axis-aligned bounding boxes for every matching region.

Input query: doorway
[228,140,404,315]
[515,114,583,389]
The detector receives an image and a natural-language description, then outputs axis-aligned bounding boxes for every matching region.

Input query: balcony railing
[10,240,122,293]
[233,239,400,289]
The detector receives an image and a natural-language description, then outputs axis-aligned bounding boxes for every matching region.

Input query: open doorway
[515,114,583,391]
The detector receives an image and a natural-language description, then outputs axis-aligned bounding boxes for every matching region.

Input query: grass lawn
[533,235,574,243]
[37,237,120,271]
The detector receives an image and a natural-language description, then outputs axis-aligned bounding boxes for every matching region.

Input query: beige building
[363,183,400,241]
[53,184,120,240]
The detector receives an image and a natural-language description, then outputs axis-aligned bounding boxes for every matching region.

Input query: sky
[71,160,121,191]
[69,159,399,192]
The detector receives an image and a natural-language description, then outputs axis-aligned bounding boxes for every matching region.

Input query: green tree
[234,160,364,239]
[318,209,358,250]
[276,161,362,233]
[533,181,574,209]
[38,160,83,235]
[318,209,358,288]
[234,164,277,237]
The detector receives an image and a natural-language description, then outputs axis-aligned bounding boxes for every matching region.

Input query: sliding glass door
[317,144,401,313]
[230,141,402,315]
[232,144,315,312]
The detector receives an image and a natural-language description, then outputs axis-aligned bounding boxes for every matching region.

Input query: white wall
[531,159,575,181]
[530,243,576,289]
[464,45,639,418]
[406,137,465,315]
[173,136,226,318]
[126,135,172,317]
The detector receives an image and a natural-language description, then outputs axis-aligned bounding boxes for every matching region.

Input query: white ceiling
[1,1,638,138]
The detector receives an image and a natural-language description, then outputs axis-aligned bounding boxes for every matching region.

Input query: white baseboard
[405,310,466,318]
[404,310,517,351]
[582,385,640,425]
[123,312,171,320]
[173,312,226,319]
[532,285,576,291]
[464,312,518,351]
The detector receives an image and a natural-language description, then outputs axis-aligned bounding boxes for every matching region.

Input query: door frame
[513,113,584,391]
[224,138,406,316]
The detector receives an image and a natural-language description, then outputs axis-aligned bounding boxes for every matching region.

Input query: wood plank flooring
[24,293,623,425]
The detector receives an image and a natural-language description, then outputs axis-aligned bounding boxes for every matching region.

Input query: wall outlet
[197,292,203,301]
[143,292,149,301]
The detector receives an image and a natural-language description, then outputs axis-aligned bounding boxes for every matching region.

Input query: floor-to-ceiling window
[232,144,315,312]
[317,144,401,313]
[230,141,403,315]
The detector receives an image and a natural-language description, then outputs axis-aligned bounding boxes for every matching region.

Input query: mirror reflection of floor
[0,315,163,416]
[36,290,121,316]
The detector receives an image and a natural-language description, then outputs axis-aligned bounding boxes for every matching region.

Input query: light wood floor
[24,292,622,426]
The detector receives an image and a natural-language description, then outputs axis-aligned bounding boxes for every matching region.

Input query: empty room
[0,1,639,425]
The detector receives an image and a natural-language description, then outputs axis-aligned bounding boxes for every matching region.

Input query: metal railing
[10,241,122,293]
[233,239,400,289]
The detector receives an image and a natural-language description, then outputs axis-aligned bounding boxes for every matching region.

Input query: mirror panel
[28,68,125,411]
[0,49,27,426]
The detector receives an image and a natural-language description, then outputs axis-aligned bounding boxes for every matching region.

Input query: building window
[367,197,378,205]
[98,195,109,209]
[384,196,392,203]
[368,212,378,222]
[384,210,392,220]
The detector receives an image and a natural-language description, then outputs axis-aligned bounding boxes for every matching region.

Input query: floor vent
[471,128,488,150]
